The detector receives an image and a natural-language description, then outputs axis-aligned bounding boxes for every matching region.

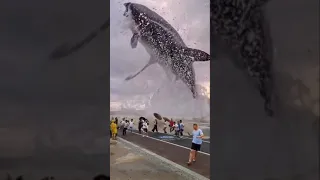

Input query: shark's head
[122,2,186,46]
[122,2,136,31]
[122,2,151,32]
[123,2,132,17]
[123,3,149,22]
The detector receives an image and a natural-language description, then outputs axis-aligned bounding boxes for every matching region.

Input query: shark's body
[123,2,210,98]
[211,0,274,116]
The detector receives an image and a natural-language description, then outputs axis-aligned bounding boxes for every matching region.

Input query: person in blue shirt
[187,123,204,165]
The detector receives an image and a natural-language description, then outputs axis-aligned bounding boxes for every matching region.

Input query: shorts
[143,128,148,132]
[191,143,201,151]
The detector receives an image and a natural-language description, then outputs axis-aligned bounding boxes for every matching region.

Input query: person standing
[110,120,118,140]
[176,121,181,137]
[129,119,134,132]
[138,119,143,134]
[110,118,113,137]
[173,122,179,136]
[163,121,167,133]
[115,117,118,126]
[123,120,129,136]
[187,124,204,165]
[119,119,124,130]
[142,120,148,137]
[115,117,119,138]
[151,119,158,132]
[179,120,184,136]
[169,119,174,132]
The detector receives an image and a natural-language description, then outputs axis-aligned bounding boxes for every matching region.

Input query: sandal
[187,161,192,166]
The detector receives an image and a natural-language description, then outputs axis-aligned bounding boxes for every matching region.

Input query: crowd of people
[110,116,204,166]
[109,116,186,138]
[109,117,135,140]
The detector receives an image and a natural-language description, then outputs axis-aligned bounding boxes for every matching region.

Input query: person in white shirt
[179,120,184,136]
[123,120,129,136]
[142,120,148,137]
[173,122,179,136]
[120,119,125,129]
[129,119,134,132]
[163,121,167,133]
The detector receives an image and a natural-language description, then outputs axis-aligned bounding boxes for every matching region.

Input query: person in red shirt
[169,119,174,132]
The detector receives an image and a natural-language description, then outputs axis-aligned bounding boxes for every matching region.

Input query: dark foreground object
[5,174,110,180]
[49,19,109,59]
[121,133,210,178]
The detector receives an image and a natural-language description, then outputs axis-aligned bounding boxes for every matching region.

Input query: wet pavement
[120,131,210,179]
[110,139,186,180]
[127,129,210,154]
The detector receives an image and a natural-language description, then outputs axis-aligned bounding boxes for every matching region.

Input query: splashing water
[145,77,210,121]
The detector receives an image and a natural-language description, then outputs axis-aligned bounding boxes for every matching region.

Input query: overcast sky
[110,0,210,111]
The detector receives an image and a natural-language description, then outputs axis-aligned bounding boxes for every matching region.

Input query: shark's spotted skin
[211,0,274,116]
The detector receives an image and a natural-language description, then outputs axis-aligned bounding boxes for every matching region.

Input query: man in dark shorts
[138,119,143,134]
[187,123,204,165]
[123,120,129,136]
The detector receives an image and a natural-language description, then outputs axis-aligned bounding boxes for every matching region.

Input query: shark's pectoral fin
[130,33,139,49]
[183,48,210,62]
[124,56,157,81]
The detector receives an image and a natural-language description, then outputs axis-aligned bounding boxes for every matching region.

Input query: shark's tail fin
[183,48,210,62]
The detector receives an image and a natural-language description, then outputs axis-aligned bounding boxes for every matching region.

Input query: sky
[110,0,210,111]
